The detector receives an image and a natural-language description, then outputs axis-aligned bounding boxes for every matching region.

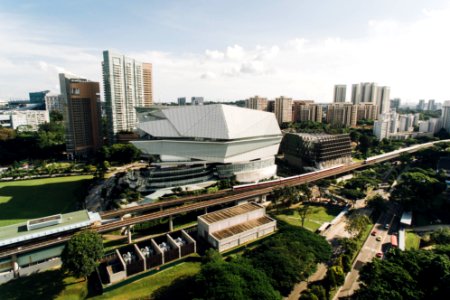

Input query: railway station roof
[0,210,101,247]
[198,203,262,224]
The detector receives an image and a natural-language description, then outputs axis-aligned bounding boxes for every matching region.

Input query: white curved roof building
[132,104,282,183]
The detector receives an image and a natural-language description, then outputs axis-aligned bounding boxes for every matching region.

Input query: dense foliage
[390,167,446,211]
[244,226,332,296]
[97,143,141,165]
[353,249,450,300]
[0,122,66,164]
[194,255,281,300]
[61,230,104,279]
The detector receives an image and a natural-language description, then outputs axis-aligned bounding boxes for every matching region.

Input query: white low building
[197,203,276,252]
[9,110,49,131]
[132,104,282,183]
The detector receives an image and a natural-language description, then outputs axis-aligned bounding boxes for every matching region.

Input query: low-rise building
[280,133,352,169]
[10,110,49,131]
[197,203,276,252]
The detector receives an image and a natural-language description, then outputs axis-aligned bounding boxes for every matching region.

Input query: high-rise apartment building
[351,82,378,104]
[441,101,450,132]
[356,103,378,121]
[274,96,293,124]
[246,95,268,111]
[428,99,436,111]
[177,97,187,106]
[60,73,102,158]
[326,103,357,127]
[142,63,153,106]
[292,101,322,123]
[333,85,347,103]
[376,86,390,115]
[390,98,401,110]
[191,97,204,105]
[102,50,153,143]
[417,99,426,111]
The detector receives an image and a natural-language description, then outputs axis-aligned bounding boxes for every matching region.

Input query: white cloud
[1,6,450,103]
[205,49,224,60]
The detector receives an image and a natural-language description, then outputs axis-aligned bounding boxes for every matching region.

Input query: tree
[108,143,141,164]
[245,226,332,296]
[298,204,312,228]
[354,249,450,300]
[366,194,388,213]
[345,213,370,238]
[358,135,372,158]
[50,110,64,122]
[194,257,281,300]
[390,169,446,211]
[61,230,104,279]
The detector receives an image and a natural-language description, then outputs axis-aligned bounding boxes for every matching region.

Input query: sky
[0,0,450,103]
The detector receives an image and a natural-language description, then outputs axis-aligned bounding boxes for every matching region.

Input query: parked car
[371,230,377,236]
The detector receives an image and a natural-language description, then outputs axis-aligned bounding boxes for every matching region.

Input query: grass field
[0,175,92,227]
[0,261,201,300]
[275,204,343,232]
[405,232,421,250]
[94,261,201,300]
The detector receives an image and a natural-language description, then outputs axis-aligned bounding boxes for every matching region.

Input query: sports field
[0,175,92,227]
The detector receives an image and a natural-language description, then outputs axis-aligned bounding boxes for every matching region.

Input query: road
[0,140,444,259]
[286,212,352,300]
[335,204,400,299]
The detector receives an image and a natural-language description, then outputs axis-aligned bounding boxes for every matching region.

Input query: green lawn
[0,175,92,226]
[93,261,201,300]
[0,269,88,300]
[275,204,342,232]
[405,232,421,250]
[0,261,201,300]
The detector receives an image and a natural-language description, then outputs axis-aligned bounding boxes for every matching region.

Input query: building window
[71,88,80,95]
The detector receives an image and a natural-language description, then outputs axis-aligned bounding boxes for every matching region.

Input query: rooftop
[137,104,281,140]
[211,216,275,240]
[0,210,101,247]
[199,203,262,224]
[287,133,350,142]
[400,211,412,226]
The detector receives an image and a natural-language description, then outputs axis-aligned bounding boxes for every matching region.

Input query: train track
[0,140,443,258]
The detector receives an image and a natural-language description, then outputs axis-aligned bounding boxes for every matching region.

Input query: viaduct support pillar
[169,216,173,232]
[127,226,132,244]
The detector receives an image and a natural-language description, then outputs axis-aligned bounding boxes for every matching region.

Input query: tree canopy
[61,230,104,279]
[194,254,281,300]
[354,249,450,300]
[390,168,446,211]
[244,226,332,296]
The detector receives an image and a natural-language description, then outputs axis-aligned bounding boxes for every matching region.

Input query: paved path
[286,264,327,300]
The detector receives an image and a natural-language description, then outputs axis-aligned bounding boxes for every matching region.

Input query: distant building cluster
[373,111,440,140]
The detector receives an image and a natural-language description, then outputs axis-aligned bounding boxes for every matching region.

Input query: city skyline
[0,0,450,102]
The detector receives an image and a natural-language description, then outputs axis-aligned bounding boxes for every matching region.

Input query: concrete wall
[18,258,61,277]
[0,271,14,285]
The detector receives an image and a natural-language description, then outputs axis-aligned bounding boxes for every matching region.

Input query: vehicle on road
[391,235,398,248]
[376,252,383,258]
[371,230,377,236]
[376,236,382,241]
[384,224,390,229]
